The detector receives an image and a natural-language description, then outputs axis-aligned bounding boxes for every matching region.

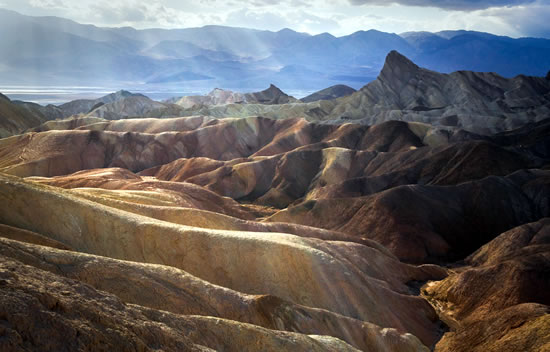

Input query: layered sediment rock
[1,83,549,350]
[423,219,550,352]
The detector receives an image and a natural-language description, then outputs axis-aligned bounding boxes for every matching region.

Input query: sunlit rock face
[0,174,444,349]
[0,250,367,352]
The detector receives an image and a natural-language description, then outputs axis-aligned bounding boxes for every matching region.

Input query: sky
[0,0,549,38]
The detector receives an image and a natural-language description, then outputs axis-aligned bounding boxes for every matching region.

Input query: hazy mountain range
[1,8,550,91]
[2,50,549,138]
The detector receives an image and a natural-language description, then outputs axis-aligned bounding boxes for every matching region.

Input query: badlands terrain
[0,52,549,351]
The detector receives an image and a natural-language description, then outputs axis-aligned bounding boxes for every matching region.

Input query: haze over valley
[2,8,550,103]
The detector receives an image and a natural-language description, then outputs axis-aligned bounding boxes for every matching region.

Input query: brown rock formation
[0,174,444,347]
[268,170,550,262]
[1,107,549,351]
[185,51,550,134]
[0,253,364,352]
[172,85,297,109]
[0,236,429,352]
[422,219,550,351]
[0,94,49,138]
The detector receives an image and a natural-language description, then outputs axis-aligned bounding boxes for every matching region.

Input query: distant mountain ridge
[328,51,550,133]
[168,85,297,109]
[179,51,550,135]
[2,51,549,136]
[0,8,549,91]
[58,90,145,116]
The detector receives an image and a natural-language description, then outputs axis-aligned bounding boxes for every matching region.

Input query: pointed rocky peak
[207,88,227,96]
[244,84,297,104]
[264,84,284,94]
[382,50,419,75]
[106,90,135,99]
[115,90,135,97]
[377,50,422,87]
[99,90,145,104]
[300,85,356,103]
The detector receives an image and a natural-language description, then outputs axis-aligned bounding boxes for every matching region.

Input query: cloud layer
[0,0,548,38]
[348,0,537,11]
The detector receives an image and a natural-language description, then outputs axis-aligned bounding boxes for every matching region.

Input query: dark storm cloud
[348,0,537,11]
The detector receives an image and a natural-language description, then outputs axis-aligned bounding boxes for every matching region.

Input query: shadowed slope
[0,94,48,138]
[268,170,550,262]
[423,219,550,352]
[1,116,548,265]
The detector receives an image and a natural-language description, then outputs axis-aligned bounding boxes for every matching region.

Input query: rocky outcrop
[170,88,247,109]
[0,174,444,348]
[86,95,187,120]
[185,51,550,134]
[300,84,356,103]
[0,252,364,352]
[243,84,298,104]
[422,219,550,351]
[0,95,49,138]
[0,236,429,352]
[58,90,145,116]
[327,51,550,134]
[171,85,297,109]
